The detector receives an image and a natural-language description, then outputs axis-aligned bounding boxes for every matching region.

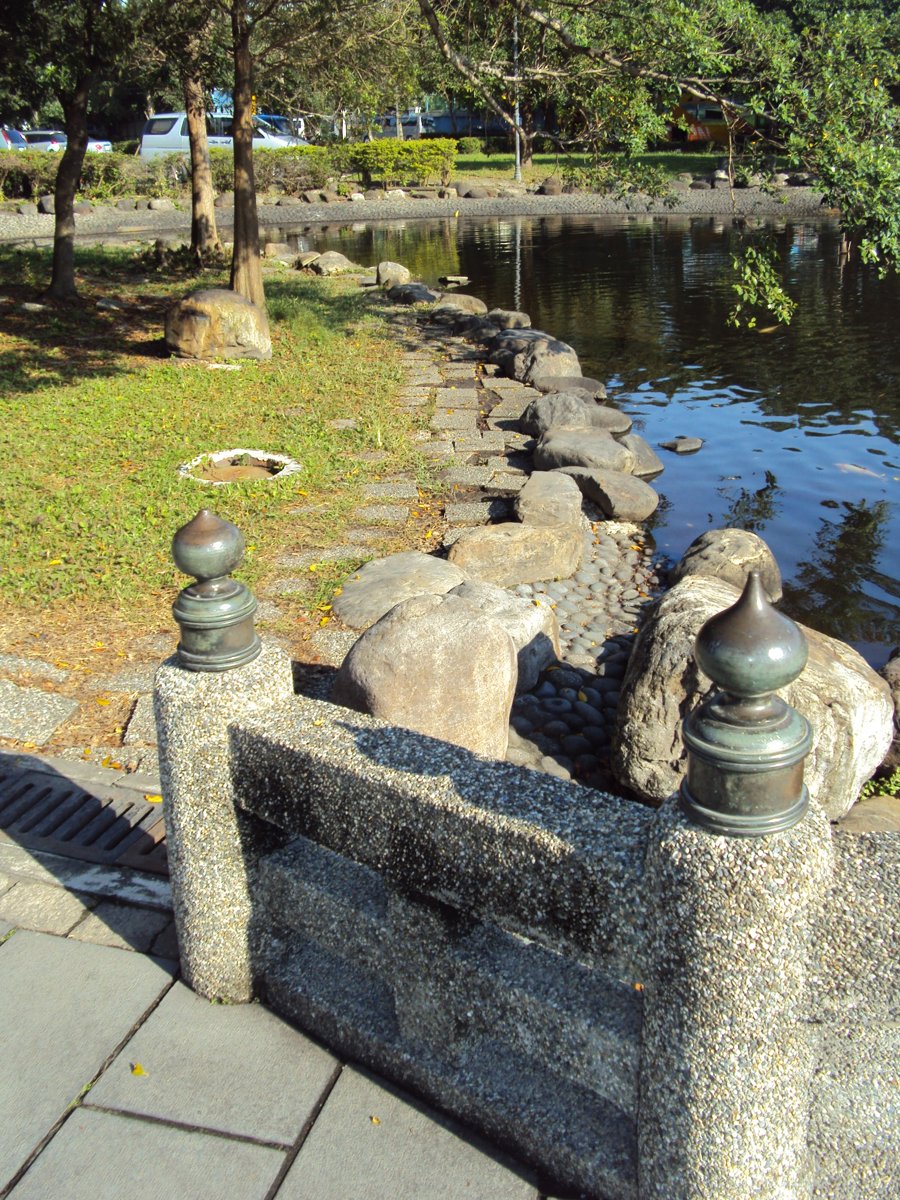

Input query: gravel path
[0,185,834,246]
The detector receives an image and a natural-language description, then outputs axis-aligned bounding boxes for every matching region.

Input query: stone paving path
[0,802,564,1199]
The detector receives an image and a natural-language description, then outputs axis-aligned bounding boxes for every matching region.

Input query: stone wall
[154,647,899,1200]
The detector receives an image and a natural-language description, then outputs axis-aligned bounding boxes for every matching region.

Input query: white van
[139,112,307,159]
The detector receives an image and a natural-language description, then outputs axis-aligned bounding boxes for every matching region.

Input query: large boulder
[514,470,584,528]
[611,575,895,819]
[448,522,583,587]
[312,251,361,275]
[331,551,468,630]
[387,282,442,305]
[520,392,632,438]
[533,375,607,400]
[555,466,659,521]
[430,293,488,315]
[490,329,582,386]
[448,581,560,693]
[165,288,271,361]
[880,649,900,769]
[376,260,411,289]
[486,309,531,329]
[331,592,517,759]
[669,528,783,601]
[618,433,664,481]
[533,428,635,474]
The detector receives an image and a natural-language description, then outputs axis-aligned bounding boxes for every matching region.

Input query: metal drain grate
[0,762,168,875]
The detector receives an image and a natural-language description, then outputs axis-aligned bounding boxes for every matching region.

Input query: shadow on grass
[0,244,202,397]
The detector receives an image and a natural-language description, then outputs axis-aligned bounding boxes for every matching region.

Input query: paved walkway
[0,771,558,1200]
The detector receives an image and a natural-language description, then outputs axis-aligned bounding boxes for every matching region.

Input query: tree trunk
[183,72,221,263]
[394,98,404,140]
[229,3,267,316]
[44,81,91,302]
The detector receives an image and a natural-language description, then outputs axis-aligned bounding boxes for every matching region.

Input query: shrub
[348,138,457,187]
[457,136,482,155]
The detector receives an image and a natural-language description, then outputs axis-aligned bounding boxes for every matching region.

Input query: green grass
[0,247,429,621]
[454,149,723,182]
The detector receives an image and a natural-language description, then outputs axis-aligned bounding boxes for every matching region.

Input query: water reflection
[273,213,900,665]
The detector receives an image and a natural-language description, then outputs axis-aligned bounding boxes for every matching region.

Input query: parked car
[86,136,113,153]
[0,124,27,150]
[139,112,307,159]
[23,129,66,151]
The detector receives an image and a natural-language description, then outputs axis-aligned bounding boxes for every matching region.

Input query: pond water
[275,213,900,668]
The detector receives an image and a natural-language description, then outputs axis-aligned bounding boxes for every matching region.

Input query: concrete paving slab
[430,409,478,430]
[279,1067,539,1200]
[7,1107,284,1200]
[68,901,172,952]
[0,842,171,911]
[0,679,78,745]
[352,505,409,525]
[88,981,339,1145]
[0,656,69,684]
[0,880,98,935]
[0,922,12,938]
[123,694,156,745]
[0,932,174,1190]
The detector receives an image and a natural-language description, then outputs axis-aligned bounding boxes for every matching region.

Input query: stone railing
[154,512,899,1200]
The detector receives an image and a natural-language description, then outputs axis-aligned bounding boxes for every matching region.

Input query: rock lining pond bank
[0,184,834,247]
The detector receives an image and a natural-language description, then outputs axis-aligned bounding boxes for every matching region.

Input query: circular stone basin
[179,448,302,486]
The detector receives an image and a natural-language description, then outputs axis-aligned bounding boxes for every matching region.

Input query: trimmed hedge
[0,139,458,203]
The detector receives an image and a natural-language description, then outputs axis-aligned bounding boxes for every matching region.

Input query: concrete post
[637,571,834,1198]
[154,512,293,1001]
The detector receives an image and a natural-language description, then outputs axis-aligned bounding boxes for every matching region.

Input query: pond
[275,212,900,668]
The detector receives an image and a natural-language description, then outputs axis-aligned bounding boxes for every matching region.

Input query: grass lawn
[0,245,438,681]
[454,148,723,184]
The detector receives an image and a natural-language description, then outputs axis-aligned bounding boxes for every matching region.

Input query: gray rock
[514,470,584,529]
[331,592,516,759]
[533,376,608,400]
[312,251,361,276]
[73,201,93,215]
[447,522,583,587]
[165,288,271,361]
[448,581,560,693]
[331,551,468,631]
[148,197,175,211]
[661,436,704,454]
[555,467,659,521]
[618,433,664,480]
[880,649,900,769]
[520,393,632,438]
[611,575,894,818]
[669,528,783,602]
[387,282,443,305]
[431,293,488,315]
[491,329,582,387]
[376,261,410,289]
[533,429,635,474]
[836,793,900,832]
[37,194,55,215]
[537,176,563,195]
[486,309,531,329]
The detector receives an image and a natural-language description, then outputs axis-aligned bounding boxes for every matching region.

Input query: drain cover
[0,760,167,875]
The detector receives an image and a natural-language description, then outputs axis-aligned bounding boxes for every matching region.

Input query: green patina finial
[681,571,812,836]
[171,510,261,672]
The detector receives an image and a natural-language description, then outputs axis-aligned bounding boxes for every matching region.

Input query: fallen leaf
[370,1115,381,1125]
[144,793,163,804]
[96,697,111,706]
[130,1062,147,1076]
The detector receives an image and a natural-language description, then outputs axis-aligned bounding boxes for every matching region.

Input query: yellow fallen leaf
[370,1115,381,1125]
[130,1062,147,1076]
[47,558,63,566]
[96,697,111,706]
[21,741,37,751]
[144,793,163,804]
[55,661,71,668]
[577,691,587,702]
